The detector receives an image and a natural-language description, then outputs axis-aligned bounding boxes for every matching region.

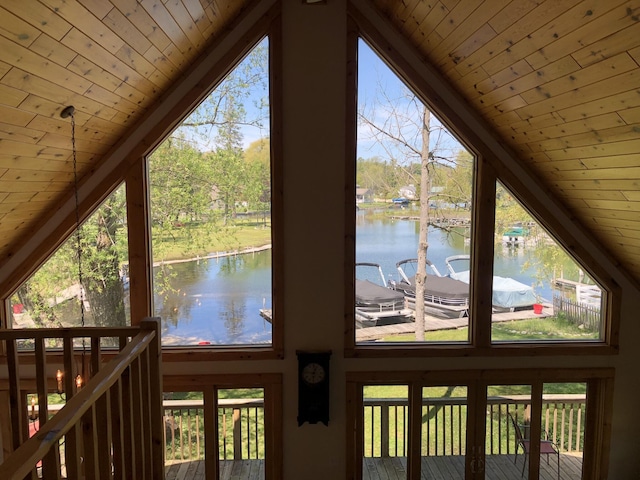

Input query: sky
[356,38,467,164]
[170,36,466,163]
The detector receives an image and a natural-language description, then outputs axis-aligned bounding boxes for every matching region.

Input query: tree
[80,188,128,328]
[359,81,468,340]
[14,185,129,331]
[414,108,432,340]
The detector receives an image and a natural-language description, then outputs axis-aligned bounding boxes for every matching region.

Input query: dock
[260,306,551,342]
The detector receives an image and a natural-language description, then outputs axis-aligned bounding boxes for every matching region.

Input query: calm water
[154,252,272,345]
[155,211,549,345]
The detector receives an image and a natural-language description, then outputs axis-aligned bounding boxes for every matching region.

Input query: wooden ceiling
[1,1,640,285]
[371,0,640,282]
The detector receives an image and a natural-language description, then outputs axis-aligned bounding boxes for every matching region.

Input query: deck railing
[159,393,585,464]
[163,398,265,462]
[0,318,163,480]
[364,394,586,457]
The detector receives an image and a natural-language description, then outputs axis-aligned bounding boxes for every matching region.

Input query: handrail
[0,318,163,480]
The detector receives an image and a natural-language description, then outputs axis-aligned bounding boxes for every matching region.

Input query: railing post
[233,408,242,459]
[141,317,165,479]
[380,403,389,457]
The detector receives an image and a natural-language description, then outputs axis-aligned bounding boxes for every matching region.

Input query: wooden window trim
[344,1,621,357]
[133,10,284,361]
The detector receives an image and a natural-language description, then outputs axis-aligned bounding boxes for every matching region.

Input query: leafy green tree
[14,185,128,330]
[80,187,128,328]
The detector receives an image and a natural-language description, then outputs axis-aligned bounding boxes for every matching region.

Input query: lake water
[155,211,550,345]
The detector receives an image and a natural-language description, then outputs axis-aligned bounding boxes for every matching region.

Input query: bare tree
[359,79,468,340]
[414,108,431,340]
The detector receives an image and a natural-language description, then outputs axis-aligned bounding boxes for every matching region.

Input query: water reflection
[155,211,559,346]
[153,251,272,346]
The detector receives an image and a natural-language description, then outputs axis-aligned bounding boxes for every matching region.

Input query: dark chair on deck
[508,412,560,479]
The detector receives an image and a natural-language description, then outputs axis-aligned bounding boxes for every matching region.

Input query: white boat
[445,255,538,312]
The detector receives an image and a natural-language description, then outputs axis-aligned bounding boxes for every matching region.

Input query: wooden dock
[356,306,550,341]
[261,306,551,342]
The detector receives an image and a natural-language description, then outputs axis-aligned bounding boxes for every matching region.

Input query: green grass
[384,316,599,343]
[152,220,271,261]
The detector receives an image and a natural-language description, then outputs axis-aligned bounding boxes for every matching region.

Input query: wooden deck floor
[165,453,581,479]
[166,459,264,480]
[355,307,552,342]
[363,453,583,479]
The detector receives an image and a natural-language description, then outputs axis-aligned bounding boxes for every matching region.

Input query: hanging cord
[61,106,86,388]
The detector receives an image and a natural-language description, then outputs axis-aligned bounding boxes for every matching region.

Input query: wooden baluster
[568,404,574,453]
[187,410,193,460]
[561,403,566,451]
[180,414,185,461]
[196,412,201,460]
[380,403,389,457]
[81,405,99,478]
[110,379,126,479]
[35,337,60,480]
[139,348,153,476]
[6,339,24,453]
[121,365,135,480]
[141,318,164,479]
[131,356,145,479]
[90,333,112,478]
[63,337,81,480]
[576,403,582,452]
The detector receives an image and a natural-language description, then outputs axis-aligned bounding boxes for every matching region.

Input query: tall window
[148,38,272,347]
[10,184,130,336]
[355,39,475,344]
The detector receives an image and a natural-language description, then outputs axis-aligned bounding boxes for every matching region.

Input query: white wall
[281,2,348,478]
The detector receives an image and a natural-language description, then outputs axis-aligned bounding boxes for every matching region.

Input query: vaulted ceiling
[1,1,640,287]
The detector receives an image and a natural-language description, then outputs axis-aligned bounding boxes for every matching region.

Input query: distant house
[398,185,416,199]
[356,187,373,204]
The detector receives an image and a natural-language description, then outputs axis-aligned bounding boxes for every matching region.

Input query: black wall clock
[297,350,331,426]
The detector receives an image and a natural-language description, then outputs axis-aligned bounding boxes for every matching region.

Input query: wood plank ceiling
[0,0,248,274]
[1,1,640,285]
[372,0,640,282]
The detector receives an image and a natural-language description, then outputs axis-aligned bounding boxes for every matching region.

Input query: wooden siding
[372,0,640,281]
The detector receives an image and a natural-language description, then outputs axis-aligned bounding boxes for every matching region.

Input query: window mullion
[407,382,423,479]
[470,155,496,348]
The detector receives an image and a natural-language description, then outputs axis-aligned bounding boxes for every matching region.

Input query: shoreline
[151,244,272,267]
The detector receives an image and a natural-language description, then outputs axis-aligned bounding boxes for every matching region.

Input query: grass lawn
[153,220,272,261]
[386,316,599,343]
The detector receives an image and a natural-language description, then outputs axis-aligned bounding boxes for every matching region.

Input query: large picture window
[350,34,612,352]
[492,182,604,343]
[148,37,272,348]
[354,39,475,345]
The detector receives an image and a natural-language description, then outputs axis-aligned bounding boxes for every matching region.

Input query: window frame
[345,4,620,358]
[129,11,284,362]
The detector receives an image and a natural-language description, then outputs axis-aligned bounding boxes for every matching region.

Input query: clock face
[301,362,326,385]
